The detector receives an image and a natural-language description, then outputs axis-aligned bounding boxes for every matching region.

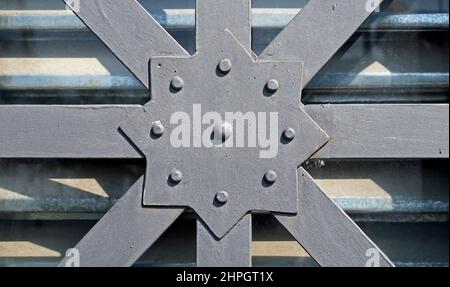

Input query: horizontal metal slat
[307,104,449,159]
[1,104,447,159]
[0,105,141,158]
[1,158,447,222]
[0,218,447,267]
[0,10,448,31]
[1,72,447,91]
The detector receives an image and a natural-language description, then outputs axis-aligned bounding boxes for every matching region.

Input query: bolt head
[171,76,184,90]
[218,58,232,73]
[169,169,183,183]
[215,190,229,204]
[283,127,296,140]
[213,121,233,142]
[151,121,165,137]
[264,170,278,184]
[266,79,279,92]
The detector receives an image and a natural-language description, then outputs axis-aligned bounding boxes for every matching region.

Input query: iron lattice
[53,0,399,267]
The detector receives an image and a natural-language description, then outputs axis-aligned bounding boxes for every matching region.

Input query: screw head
[215,190,229,204]
[218,58,232,74]
[170,76,184,90]
[213,121,233,142]
[283,127,296,140]
[264,170,278,184]
[151,121,165,137]
[169,169,183,183]
[266,79,279,92]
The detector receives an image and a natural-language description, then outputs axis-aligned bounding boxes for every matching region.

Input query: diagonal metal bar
[196,214,252,267]
[196,0,251,50]
[259,0,383,87]
[274,168,394,267]
[59,176,185,267]
[63,0,189,89]
[1,104,447,159]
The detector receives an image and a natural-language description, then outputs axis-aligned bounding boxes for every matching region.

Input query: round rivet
[169,169,183,183]
[218,58,232,73]
[215,191,229,204]
[151,121,165,137]
[171,76,184,90]
[213,121,233,142]
[264,170,278,184]
[266,79,279,92]
[283,127,296,140]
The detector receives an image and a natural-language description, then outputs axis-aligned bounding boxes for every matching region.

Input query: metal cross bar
[3,0,443,267]
[1,104,447,159]
[61,0,189,89]
[58,177,185,267]
[274,168,393,267]
[259,0,384,87]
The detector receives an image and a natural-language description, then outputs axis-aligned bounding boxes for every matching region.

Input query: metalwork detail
[213,121,233,142]
[169,169,184,183]
[170,76,185,91]
[264,170,278,184]
[283,128,296,141]
[51,0,398,267]
[120,29,329,238]
[218,58,232,74]
[266,79,280,93]
[215,191,230,204]
[151,121,165,137]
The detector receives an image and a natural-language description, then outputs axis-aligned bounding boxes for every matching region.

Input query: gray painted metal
[120,28,328,238]
[197,215,252,267]
[196,0,251,51]
[307,104,450,159]
[3,10,447,32]
[1,104,447,159]
[62,0,188,89]
[59,176,185,267]
[274,168,394,267]
[260,0,384,87]
[0,105,141,159]
[3,73,446,92]
[2,0,427,267]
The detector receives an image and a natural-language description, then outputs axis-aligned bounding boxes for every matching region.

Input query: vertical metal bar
[197,214,252,267]
[196,0,251,50]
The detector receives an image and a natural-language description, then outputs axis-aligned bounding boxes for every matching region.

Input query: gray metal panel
[274,168,394,267]
[197,214,252,267]
[196,0,251,50]
[307,104,450,159]
[0,105,141,159]
[62,0,189,89]
[121,28,328,238]
[259,0,383,87]
[59,176,185,267]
